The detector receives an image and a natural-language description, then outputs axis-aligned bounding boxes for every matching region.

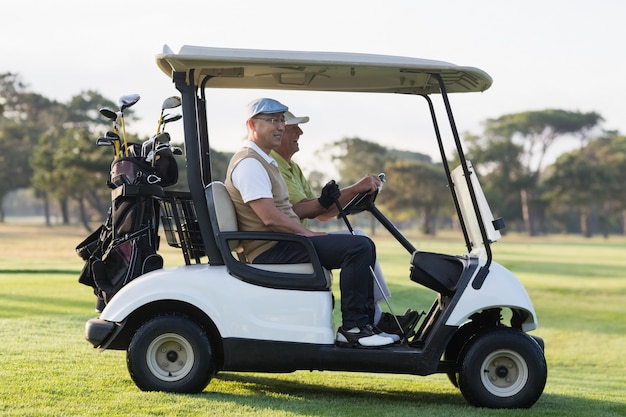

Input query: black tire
[443,322,480,388]
[127,315,214,393]
[458,327,547,409]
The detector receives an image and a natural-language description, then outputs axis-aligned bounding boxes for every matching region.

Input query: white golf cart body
[85,45,546,408]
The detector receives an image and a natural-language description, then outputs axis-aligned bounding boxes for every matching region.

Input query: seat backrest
[207,181,238,232]
[205,181,332,290]
[205,181,243,257]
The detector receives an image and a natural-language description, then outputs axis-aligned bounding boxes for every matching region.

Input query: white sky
[3,0,625,177]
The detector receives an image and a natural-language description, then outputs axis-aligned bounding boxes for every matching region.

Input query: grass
[1,223,625,416]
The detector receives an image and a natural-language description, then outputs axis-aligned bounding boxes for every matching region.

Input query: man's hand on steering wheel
[354,174,382,194]
[340,174,385,215]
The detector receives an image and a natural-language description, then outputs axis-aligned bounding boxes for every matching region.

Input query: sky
[3,0,625,177]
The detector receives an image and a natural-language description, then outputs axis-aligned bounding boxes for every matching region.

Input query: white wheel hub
[480,349,528,397]
[146,333,194,382]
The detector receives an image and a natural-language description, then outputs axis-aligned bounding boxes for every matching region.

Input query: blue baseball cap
[247,98,288,119]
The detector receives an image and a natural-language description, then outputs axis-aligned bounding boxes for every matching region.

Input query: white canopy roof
[156,45,492,95]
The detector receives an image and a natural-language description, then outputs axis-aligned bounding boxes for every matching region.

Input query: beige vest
[225,147,300,262]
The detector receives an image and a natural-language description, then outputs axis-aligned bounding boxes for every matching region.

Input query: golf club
[105,130,121,156]
[151,113,182,166]
[142,132,170,158]
[160,113,182,132]
[96,136,114,148]
[118,94,141,157]
[99,108,121,158]
[146,141,183,164]
[141,136,155,158]
[96,131,122,159]
[155,96,182,135]
[143,96,182,166]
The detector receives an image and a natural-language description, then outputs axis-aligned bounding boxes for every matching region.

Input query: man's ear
[247,118,257,131]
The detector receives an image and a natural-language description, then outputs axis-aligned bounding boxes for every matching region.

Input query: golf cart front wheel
[458,327,546,408]
[127,315,214,393]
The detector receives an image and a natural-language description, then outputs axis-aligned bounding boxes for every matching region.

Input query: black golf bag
[77,145,178,306]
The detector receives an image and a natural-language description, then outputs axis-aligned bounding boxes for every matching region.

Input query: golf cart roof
[156,45,492,95]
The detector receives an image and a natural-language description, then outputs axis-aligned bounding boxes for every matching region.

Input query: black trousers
[253,234,376,329]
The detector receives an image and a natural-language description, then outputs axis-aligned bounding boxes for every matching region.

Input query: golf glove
[318,180,341,209]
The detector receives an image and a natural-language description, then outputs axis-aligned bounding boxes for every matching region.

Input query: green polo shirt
[271,150,316,225]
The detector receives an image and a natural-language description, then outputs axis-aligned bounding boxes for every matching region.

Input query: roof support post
[432,74,492,287]
[173,70,224,265]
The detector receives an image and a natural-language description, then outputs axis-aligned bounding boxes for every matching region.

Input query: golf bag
[77,148,177,305]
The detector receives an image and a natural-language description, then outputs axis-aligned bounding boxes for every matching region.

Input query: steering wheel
[338,173,386,216]
[341,189,379,215]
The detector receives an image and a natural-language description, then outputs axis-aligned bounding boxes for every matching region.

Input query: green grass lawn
[1,224,625,416]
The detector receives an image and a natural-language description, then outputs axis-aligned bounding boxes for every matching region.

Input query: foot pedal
[402,309,425,342]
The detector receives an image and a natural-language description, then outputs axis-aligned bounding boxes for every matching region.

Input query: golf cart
[85,45,547,408]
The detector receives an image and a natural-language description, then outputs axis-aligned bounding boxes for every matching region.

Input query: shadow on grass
[208,372,466,409]
[198,373,626,416]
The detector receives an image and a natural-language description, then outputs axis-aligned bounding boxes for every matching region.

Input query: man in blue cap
[225,97,394,348]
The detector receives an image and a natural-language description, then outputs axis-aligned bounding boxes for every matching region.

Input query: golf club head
[161,113,183,132]
[162,113,182,125]
[161,96,182,110]
[96,136,114,147]
[142,136,155,157]
[155,142,172,151]
[105,130,120,140]
[119,93,141,111]
[99,107,118,121]
[154,131,171,144]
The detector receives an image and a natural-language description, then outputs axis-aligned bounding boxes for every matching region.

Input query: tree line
[2,72,624,237]
[308,112,625,238]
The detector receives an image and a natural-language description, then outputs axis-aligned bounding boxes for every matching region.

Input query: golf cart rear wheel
[127,315,214,393]
[458,327,546,408]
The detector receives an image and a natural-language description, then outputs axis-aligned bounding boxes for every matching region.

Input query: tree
[320,137,433,233]
[323,137,389,185]
[544,133,626,236]
[477,109,603,235]
[29,91,118,228]
[31,126,112,228]
[208,148,233,183]
[543,151,610,236]
[382,160,449,234]
[0,73,61,221]
[65,90,118,128]
[463,132,526,228]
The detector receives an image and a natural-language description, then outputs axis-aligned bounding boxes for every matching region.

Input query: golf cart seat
[205,181,331,291]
